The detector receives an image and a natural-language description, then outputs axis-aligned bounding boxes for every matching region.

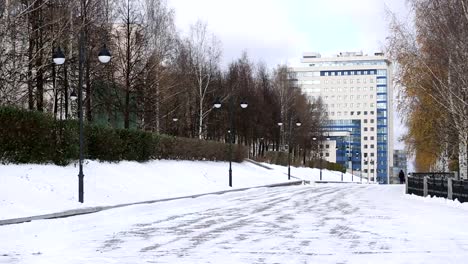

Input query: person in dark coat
[399,170,405,184]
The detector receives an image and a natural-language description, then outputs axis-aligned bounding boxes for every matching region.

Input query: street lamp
[285,119,301,180]
[213,97,248,187]
[312,137,323,180]
[53,42,111,204]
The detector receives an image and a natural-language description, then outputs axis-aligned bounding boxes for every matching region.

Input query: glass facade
[324,120,362,171]
[376,70,389,183]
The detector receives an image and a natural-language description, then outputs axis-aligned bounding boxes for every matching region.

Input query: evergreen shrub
[0,107,247,165]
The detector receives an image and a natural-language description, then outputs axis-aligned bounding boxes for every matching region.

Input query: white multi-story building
[290,52,394,184]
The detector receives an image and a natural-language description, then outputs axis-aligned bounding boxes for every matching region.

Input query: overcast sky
[166,0,412,162]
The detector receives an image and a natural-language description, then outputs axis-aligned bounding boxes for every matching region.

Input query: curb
[245,159,274,170]
[313,180,362,184]
[0,180,304,226]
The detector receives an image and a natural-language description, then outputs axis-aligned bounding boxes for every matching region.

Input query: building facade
[290,52,394,183]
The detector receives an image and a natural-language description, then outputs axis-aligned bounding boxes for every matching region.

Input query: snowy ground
[1,184,467,263]
[0,160,364,220]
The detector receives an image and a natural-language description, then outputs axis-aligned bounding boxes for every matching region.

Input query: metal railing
[406,173,467,203]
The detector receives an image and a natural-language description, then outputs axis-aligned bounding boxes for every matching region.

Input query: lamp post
[312,137,322,180]
[213,97,248,187]
[277,122,283,152]
[53,10,111,203]
[286,119,301,180]
[172,117,179,136]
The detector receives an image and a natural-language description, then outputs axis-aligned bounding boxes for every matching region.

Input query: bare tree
[185,20,221,139]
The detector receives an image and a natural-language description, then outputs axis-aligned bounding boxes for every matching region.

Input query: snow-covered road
[1,184,468,263]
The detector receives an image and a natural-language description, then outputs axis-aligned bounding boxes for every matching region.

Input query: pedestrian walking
[399,170,405,184]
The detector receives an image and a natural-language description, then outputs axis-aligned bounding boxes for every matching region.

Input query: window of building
[371,136,375,140]
[338,71,342,76]
[364,144,368,149]
[357,103,361,107]
[344,111,348,115]
[351,111,354,115]
[344,71,348,75]
[370,87,374,91]
[370,103,375,107]
[364,169,368,173]
[357,79,361,83]
[370,95,374,99]
[371,127,375,131]
[320,144,324,149]
[326,153,330,157]
[370,119,375,123]
[350,95,354,100]
[326,144,330,149]
[343,80,347,84]
[364,136,368,140]
[331,72,335,76]
[364,111,368,115]
[370,111,374,115]
[371,153,375,157]
[364,119,368,123]
[364,127,368,131]
[371,144,375,148]
[325,72,329,76]
[357,71,362,75]
[351,71,355,75]
[357,111,361,115]
[371,169,374,173]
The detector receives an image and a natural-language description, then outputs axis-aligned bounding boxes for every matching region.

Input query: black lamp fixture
[52,48,65,65]
[98,45,112,64]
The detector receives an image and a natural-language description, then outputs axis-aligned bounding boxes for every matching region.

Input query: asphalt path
[1,184,468,263]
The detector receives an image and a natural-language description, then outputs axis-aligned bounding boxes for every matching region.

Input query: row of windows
[322,86,376,93]
[324,94,375,100]
[327,103,376,109]
[322,70,377,76]
[323,78,375,84]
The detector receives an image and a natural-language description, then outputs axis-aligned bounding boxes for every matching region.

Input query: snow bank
[0,159,367,220]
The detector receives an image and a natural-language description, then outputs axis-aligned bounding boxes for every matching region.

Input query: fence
[406,172,468,203]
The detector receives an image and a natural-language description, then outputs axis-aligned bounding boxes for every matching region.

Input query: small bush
[263,151,289,166]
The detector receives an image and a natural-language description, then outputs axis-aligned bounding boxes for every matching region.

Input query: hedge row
[261,150,346,173]
[0,107,247,165]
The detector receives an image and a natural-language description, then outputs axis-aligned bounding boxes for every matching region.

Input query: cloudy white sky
[166,0,411,159]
